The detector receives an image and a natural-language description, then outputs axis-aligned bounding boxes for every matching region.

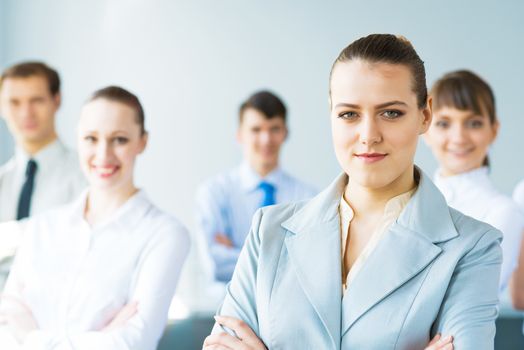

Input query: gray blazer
[214,170,502,349]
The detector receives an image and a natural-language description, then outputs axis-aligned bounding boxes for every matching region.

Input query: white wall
[3,0,524,228]
[0,0,14,164]
[2,0,524,310]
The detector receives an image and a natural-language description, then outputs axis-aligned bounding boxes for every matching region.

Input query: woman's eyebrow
[375,100,408,109]
[334,102,360,109]
[334,101,408,109]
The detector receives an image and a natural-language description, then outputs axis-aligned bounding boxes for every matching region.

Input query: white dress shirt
[195,162,317,282]
[0,190,190,350]
[0,139,86,222]
[514,179,524,210]
[434,167,524,291]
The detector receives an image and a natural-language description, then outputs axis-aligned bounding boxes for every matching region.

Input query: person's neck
[84,184,138,226]
[439,164,483,178]
[345,167,415,218]
[251,161,278,178]
[20,133,58,156]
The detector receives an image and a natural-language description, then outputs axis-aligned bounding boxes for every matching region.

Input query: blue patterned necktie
[16,159,38,220]
[258,181,276,208]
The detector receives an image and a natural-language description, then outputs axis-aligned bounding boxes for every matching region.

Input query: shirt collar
[283,166,458,244]
[15,139,68,173]
[434,166,492,197]
[238,162,285,192]
[338,186,415,223]
[69,189,152,233]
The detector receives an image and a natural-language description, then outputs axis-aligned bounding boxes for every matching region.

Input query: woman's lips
[354,153,387,163]
[92,165,120,178]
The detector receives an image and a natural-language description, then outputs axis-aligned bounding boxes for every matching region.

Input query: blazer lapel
[340,168,459,336]
[281,173,347,349]
[340,223,441,335]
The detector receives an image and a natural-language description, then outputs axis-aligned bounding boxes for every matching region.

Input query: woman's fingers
[204,333,243,349]
[102,301,139,332]
[203,345,234,350]
[424,335,453,350]
[427,334,441,346]
[214,315,266,348]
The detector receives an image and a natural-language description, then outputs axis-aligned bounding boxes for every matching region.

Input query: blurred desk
[496,303,524,350]
[159,312,215,350]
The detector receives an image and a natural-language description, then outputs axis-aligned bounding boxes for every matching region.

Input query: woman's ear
[420,96,433,134]
[490,119,500,144]
[138,132,149,154]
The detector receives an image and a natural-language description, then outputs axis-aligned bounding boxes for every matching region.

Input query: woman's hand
[0,295,38,344]
[102,301,138,332]
[424,334,453,350]
[203,315,266,350]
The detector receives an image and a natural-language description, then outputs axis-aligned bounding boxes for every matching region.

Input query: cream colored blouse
[339,188,415,293]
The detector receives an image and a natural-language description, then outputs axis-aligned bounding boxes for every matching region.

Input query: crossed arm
[0,227,190,350]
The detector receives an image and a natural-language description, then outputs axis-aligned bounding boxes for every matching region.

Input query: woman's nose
[359,116,382,145]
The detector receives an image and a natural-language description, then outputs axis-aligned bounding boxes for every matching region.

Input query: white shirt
[434,167,524,291]
[0,140,86,222]
[195,162,317,282]
[514,179,524,210]
[0,190,190,350]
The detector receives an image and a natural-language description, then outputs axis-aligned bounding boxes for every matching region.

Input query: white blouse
[514,179,524,210]
[0,190,190,350]
[434,167,524,291]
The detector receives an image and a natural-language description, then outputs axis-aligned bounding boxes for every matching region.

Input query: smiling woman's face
[424,106,498,176]
[77,98,147,193]
[330,59,431,190]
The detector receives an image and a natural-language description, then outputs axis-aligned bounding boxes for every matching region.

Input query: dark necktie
[16,159,38,220]
[258,181,276,208]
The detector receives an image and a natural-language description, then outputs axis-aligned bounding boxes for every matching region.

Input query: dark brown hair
[330,34,427,109]
[431,70,497,167]
[0,61,60,96]
[239,90,287,124]
[431,70,496,125]
[88,86,146,135]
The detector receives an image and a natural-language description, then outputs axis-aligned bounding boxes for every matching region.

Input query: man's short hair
[239,90,287,123]
[0,61,60,96]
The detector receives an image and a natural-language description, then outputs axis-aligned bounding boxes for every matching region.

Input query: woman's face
[424,106,498,176]
[330,59,431,190]
[77,99,147,192]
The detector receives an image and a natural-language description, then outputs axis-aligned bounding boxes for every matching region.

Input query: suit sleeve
[432,228,502,349]
[211,209,263,337]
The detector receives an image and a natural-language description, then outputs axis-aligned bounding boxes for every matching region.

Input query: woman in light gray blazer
[204,34,502,350]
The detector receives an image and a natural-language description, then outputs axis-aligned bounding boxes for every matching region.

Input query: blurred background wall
[1,0,523,311]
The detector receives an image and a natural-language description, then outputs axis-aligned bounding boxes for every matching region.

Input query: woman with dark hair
[0,86,190,349]
[203,35,502,350]
[424,70,524,300]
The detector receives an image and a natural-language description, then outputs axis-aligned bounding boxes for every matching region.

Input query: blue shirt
[195,163,317,282]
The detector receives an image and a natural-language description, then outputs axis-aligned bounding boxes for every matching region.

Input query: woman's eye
[466,119,484,128]
[84,136,97,142]
[114,137,129,145]
[434,120,449,128]
[338,111,358,120]
[382,110,403,119]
